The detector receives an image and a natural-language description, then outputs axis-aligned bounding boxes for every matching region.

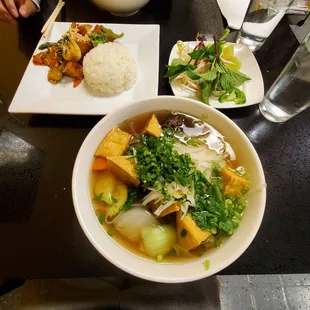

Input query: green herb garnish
[107,229,114,236]
[134,128,194,190]
[165,29,251,105]
[121,187,138,211]
[93,193,103,201]
[204,259,210,270]
[98,214,105,224]
[38,42,55,50]
[215,238,222,248]
[180,229,188,238]
[111,197,118,204]
[191,168,246,236]
[157,254,163,262]
[165,59,197,83]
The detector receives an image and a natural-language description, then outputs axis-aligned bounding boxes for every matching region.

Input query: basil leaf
[220,68,251,92]
[200,69,218,81]
[186,70,201,80]
[214,62,227,73]
[199,79,213,105]
[165,61,197,83]
[171,59,188,66]
[188,46,209,60]
[187,69,218,81]
[208,43,222,59]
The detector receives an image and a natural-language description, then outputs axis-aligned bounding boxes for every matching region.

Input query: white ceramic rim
[72,96,266,283]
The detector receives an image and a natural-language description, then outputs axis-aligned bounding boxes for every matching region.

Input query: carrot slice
[73,78,83,88]
[93,25,103,33]
[92,157,108,171]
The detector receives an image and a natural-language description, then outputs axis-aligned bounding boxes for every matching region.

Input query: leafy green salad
[165,29,251,105]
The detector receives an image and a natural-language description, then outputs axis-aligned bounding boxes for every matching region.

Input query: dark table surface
[0,0,309,279]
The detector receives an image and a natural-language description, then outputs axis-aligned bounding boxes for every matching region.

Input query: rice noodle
[142,191,164,206]
[154,200,177,217]
[174,142,225,179]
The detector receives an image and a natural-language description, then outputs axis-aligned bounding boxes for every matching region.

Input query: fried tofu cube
[222,167,249,197]
[176,211,211,250]
[152,202,181,217]
[95,128,131,158]
[107,156,139,187]
[143,114,162,137]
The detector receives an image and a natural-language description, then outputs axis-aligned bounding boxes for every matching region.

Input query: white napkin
[217,0,308,30]
[217,0,250,30]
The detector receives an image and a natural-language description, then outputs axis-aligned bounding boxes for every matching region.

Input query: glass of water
[237,0,293,51]
[259,32,310,122]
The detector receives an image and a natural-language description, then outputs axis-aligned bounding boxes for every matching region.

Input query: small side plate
[168,41,264,109]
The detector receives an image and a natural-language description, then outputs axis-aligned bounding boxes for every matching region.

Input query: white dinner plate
[9,22,160,115]
[168,41,264,109]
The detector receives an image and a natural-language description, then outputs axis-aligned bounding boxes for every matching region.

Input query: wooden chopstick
[41,0,65,38]
[41,0,62,33]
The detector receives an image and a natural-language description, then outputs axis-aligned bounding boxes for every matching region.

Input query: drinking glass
[237,0,293,51]
[259,32,310,122]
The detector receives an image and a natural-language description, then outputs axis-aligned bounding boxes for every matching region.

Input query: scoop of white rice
[83,42,137,95]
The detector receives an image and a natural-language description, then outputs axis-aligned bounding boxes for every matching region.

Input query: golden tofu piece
[176,211,211,250]
[95,128,131,158]
[107,156,140,187]
[152,202,181,217]
[222,167,249,197]
[143,114,162,137]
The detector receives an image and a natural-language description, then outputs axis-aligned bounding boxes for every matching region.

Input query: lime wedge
[222,45,234,60]
[226,56,242,71]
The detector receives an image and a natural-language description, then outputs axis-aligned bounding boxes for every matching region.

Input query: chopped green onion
[93,193,103,201]
[216,239,222,248]
[157,254,163,262]
[107,229,114,236]
[204,259,210,270]
[206,235,216,244]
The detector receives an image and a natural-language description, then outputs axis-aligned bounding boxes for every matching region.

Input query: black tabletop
[0,0,309,279]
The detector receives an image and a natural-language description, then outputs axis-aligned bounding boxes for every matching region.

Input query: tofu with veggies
[107,156,140,187]
[95,128,132,158]
[93,170,128,219]
[176,211,212,250]
[143,114,162,137]
[222,167,249,197]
